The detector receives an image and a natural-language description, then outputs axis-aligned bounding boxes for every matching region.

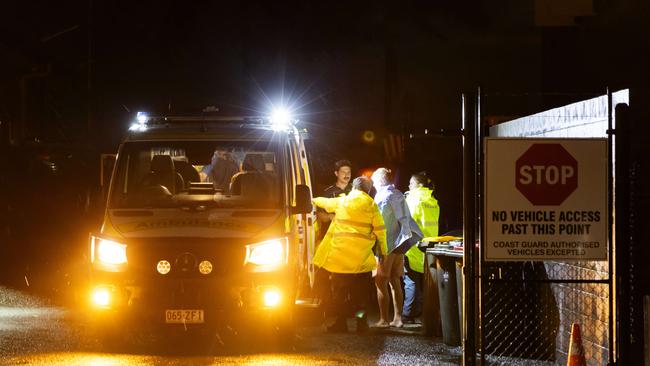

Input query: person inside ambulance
[311,176,387,333]
[200,147,239,193]
[403,171,440,324]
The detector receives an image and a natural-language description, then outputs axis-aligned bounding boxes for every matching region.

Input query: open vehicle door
[297,132,316,288]
[288,133,316,302]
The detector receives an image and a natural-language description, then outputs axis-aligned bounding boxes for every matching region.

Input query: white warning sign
[484,138,608,261]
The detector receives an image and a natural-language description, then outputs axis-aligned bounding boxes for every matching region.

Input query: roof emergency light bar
[127,109,299,132]
[269,107,294,132]
[129,112,149,132]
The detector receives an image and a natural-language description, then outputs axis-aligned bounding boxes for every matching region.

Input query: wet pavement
[0,286,462,365]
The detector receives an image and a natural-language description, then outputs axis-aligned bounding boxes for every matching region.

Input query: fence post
[606,89,615,366]
[614,102,630,366]
[462,92,478,365]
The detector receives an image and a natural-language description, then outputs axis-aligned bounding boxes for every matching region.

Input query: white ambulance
[89,112,316,343]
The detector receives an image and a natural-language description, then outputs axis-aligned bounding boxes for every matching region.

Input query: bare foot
[390,319,403,328]
[373,321,390,328]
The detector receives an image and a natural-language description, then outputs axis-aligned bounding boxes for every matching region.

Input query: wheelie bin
[431,245,463,346]
[422,249,441,337]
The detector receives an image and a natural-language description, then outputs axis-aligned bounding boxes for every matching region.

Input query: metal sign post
[462,92,478,365]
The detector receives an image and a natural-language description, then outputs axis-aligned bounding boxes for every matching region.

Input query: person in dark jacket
[313,159,352,317]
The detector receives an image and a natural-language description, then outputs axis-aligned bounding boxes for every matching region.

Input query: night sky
[2,2,539,139]
[3,0,650,231]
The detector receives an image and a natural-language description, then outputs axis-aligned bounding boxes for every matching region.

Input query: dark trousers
[403,259,423,318]
[314,267,333,311]
[330,272,372,322]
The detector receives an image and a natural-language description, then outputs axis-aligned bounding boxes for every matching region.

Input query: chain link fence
[481,261,610,365]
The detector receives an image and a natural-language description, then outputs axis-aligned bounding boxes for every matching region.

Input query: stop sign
[515,143,578,205]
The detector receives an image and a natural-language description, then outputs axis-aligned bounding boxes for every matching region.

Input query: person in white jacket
[371,168,423,328]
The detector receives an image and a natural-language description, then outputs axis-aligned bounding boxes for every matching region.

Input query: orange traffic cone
[567,323,587,366]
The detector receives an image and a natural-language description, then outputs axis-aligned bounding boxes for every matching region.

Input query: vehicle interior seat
[173,159,200,189]
[230,153,273,198]
[141,155,184,194]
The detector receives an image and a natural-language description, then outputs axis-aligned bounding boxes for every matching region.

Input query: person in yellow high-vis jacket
[403,171,440,323]
[312,176,388,333]
[313,159,352,321]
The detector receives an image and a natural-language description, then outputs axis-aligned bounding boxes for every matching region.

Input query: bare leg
[389,276,403,327]
[374,275,390,327]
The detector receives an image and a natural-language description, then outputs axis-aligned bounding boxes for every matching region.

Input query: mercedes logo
[175,252,197,272]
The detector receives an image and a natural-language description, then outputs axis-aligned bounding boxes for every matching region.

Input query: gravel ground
[0,286,559,365]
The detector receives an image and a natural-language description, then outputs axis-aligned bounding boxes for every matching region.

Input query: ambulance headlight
[91,235,127,271]
[245,238,288,270]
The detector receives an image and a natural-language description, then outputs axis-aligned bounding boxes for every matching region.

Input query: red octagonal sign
[515,143,578,205]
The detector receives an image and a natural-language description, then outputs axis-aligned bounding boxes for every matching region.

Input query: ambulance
[88,111,316,342]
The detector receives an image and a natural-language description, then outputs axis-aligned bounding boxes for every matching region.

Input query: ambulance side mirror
[100,154,116,202]
[292,184,313,214]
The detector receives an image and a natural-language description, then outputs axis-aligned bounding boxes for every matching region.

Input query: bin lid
[422,235,463,243]
[427,244,464,258]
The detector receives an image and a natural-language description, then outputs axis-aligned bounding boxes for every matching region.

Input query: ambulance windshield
[109,140,282,209]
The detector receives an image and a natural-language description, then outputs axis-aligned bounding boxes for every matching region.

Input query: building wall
[488,89,628,365]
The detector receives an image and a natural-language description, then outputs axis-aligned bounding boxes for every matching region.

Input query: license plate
[165,309,205,324]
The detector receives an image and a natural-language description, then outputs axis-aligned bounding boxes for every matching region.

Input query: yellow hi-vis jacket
[312,189,388,274]
[405,187,440,273]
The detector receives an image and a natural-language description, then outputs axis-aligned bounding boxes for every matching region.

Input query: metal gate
[461,90,618,366]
